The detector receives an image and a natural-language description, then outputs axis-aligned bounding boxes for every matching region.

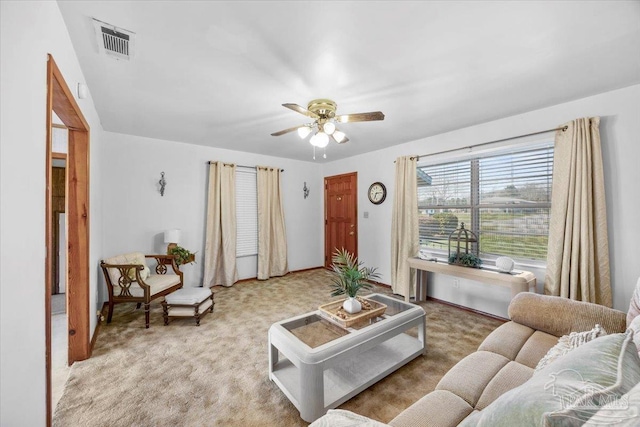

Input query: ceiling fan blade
[335,111,385,123]
[282,103,319,119]
[271,125,305,136]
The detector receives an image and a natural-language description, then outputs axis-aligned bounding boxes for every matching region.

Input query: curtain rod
[404,125,567,162]
[207,161,284,172]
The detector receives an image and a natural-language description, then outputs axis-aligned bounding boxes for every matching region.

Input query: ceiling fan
[271,99,385,153]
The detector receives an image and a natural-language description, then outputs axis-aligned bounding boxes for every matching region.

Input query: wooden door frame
[324,172,358,267]
[45,54,91,426]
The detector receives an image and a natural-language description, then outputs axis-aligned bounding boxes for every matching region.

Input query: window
[417,143,554,264]
[235,169,258,257]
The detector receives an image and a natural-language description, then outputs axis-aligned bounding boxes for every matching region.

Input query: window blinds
[235,169,258,257]
[417,144,554,262]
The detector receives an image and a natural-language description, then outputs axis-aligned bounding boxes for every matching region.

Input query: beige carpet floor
[53,269,503,427]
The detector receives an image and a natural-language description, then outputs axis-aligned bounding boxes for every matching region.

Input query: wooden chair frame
[100,255,183,328]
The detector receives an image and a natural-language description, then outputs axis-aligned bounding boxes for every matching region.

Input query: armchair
[100,252,184,328]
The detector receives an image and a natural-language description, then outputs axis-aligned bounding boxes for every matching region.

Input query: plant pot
[342,297,362,314]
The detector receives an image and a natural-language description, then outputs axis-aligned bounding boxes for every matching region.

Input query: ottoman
[162,287,214,326]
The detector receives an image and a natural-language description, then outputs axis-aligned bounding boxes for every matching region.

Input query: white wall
[323,84,640,317]
[0,2,105,426]
[100,132,323,294]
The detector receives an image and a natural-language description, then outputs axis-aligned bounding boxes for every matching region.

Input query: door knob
[349,231,355,235]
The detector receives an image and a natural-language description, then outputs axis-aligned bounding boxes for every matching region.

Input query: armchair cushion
[127,274,181,298]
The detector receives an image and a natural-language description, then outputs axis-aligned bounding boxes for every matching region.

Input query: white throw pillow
[309,410,391,427]
[126,253,150,281]
[535,324,607,371]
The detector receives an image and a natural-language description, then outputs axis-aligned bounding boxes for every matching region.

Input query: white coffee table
[268,294,426,422]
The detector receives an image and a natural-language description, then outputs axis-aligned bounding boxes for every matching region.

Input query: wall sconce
[159,172,166,196]
[303,182,309,199]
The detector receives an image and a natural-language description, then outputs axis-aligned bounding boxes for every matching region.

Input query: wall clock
[368,182,387,205]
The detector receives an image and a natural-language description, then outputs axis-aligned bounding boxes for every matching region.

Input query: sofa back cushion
[508,292,627,336]
[459,331,640,426]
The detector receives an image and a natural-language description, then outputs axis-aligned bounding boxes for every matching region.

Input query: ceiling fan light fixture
[333,130,346,143]
[323,121,336,135]
[297,126,312,139]
[310,131,329,148]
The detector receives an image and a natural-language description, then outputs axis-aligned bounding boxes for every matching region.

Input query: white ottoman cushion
[165,287,211,305]
[169,299,213,317]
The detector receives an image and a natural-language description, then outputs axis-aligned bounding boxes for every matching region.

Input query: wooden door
[46,54,91,426]
[324,172,357,267]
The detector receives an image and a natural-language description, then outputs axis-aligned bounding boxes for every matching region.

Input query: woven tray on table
[318,297,387,328]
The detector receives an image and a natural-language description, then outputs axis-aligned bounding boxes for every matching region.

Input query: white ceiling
[58,1,640,162]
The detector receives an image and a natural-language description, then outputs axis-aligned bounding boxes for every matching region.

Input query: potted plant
[329,248,380,314]
[448,252,482,268]
[169,245,196,266]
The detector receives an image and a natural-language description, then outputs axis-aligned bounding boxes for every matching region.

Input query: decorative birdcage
[448,222,482,268]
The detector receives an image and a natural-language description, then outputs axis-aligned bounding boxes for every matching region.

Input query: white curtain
[544,117,612,307]
[391,156,419,300]
[203,161,238,287]
[257,166,288,280]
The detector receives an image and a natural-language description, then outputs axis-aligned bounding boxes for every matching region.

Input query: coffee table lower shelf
[271,333,423,419]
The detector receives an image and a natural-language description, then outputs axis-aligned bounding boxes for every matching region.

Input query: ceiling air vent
[92,18,135,60]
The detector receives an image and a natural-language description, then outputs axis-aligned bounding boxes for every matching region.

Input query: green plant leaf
[328,248,380,298]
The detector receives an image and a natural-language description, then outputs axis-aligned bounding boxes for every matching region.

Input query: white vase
[496,256,515,273]
[343,297,362,314]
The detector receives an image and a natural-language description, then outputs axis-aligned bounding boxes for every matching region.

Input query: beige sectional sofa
[311,287,640,427]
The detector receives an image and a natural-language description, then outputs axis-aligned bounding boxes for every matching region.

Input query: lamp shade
[323,122,336,135]
[297,126,312,139]
[333,131,346,143]
[164,229,181,244]
[310,132,329,148]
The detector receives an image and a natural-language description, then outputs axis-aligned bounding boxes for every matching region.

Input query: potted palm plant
[330,248,380,314]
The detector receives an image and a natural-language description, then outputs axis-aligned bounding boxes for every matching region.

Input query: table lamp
[164,229,181,254]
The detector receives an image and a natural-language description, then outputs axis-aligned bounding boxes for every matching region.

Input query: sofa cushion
[458,332,640,427]
[475,361,533,411]
[508,292,627,336]
[389,390,472,427]
[478,321,535,360]
[514,330,559,369]
[435,351,509,407]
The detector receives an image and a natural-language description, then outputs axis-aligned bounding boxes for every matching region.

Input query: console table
[407,257,536,302]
